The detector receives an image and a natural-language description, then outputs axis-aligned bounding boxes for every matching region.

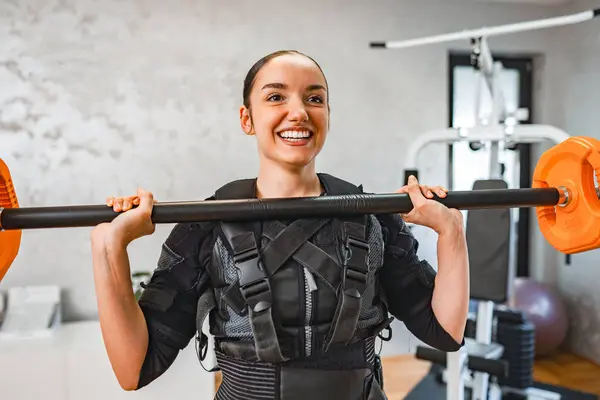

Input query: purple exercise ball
[512,277,569,356]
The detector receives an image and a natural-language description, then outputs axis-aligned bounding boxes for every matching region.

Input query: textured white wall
[0,0,578,339]
[543,0,600,364]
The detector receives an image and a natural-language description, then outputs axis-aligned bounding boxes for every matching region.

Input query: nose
[286,96,309,122]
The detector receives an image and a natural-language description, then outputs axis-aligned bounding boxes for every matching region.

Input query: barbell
[1,136,600,282]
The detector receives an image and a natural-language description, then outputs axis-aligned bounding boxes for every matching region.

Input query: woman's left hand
[396,175,462,234]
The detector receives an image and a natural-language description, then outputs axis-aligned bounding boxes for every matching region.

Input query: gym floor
[214,351,600,399]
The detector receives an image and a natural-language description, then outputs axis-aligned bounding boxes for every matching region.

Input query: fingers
[420,184,434,199]
[405,175,426,203]
[137,188,155,214]
[395,176,423,196]
[429,185,449,198]
[105,189,154,213]
[395,179,448,199]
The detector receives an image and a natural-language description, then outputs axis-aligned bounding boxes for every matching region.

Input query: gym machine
[370,7,600,400]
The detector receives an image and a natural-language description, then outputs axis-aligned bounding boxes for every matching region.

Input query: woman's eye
[308,95,323,103]
[267,94,284,101]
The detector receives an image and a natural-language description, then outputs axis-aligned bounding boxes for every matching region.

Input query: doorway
[447,52,534,278]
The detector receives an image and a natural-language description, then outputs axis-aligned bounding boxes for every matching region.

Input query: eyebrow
[261,82,327,92]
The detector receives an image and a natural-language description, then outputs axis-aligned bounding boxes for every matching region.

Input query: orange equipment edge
[0,158,22,282]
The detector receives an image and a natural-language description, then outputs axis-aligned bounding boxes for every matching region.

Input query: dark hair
[242,50,329,109]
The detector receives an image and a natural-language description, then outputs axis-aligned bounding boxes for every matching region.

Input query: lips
[277,129,314,146]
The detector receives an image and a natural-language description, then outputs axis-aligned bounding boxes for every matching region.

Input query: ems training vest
[195,173,392,399]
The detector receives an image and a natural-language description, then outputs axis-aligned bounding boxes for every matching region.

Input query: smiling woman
[239,50,331,199]
[90,49,470,400]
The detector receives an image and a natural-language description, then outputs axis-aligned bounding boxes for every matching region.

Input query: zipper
[303,267,318,357]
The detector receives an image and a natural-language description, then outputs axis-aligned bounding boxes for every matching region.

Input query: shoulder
[162,195,219,261]
[214,178,257,200]
[316,173,410,241]
[375,213,416,248]
[375,213,410,237]
[318,173,364,195]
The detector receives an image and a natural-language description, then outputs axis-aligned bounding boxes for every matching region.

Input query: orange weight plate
[0,158,21,281]
[532,136,600,254]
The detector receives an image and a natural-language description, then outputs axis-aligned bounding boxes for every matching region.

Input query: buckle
[240,279,272,313]
[196,332,209,361]
[342,235,369,299]
[378,325,392,342]
[235,247,265,288]
[240,278,269,299]
[342,266,368,299]
[234,246,259,264]
[344,266,368,284]
[234,249,272,313]
[346,236,369,252]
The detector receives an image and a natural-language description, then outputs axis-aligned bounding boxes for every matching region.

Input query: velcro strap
[324,291,361,351]
[260,218,329,276]
[138,286,178,313]
[288,242,341,292]
[262,220,341,292]
[250,306,287,363]
[147,318,191,350]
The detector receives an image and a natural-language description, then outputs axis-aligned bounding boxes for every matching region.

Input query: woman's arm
[91,189,215,390]
[91,229,149,391]
[135,221,215,390]
[377,213,465,352]
[431,217,469,343]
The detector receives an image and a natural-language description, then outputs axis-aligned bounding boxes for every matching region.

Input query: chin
[282,157,315,169]
[269,153,317,169]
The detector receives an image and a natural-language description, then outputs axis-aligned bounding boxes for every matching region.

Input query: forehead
[254,54,327,88]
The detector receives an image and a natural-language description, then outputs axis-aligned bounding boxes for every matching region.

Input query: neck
[256,159,322,199]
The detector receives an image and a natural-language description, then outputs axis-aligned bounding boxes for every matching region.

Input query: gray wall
[1,0,597,359]
[528,0,600,364]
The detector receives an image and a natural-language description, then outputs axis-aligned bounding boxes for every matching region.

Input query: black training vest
[195,173,391,399]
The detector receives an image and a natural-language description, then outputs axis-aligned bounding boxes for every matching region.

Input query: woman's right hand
[92,188,157,247]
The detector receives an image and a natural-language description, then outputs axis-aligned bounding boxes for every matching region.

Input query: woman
[91,50,469,400]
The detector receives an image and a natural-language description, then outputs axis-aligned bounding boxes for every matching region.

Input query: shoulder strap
[317,173,364,195]
[213,178,288,363]
[214,174,365,199]
[214,178,257,200]
[316,174,376,351]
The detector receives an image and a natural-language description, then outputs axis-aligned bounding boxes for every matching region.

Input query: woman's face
[240,54,329,169]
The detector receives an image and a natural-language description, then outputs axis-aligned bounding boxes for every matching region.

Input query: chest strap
[324,218,370,351]
[220,218,328,363]
[261,220,341,293]
[218,216,372,356]
[219,218,343,314]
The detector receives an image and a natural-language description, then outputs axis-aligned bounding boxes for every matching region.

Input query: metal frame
[403,124,570,173]
[441,301,561,400]
[372,7,599,400]
[370,9,598,49]
[370,7,598,180]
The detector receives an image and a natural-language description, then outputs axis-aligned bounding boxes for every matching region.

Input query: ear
[240,106,254,135]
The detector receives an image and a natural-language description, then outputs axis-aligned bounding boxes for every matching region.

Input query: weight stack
[495,309,535,389]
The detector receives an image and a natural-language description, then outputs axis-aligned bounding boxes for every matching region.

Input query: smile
[277,130,314,145]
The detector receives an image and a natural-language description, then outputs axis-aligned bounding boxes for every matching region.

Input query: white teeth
[279,130,311,139]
